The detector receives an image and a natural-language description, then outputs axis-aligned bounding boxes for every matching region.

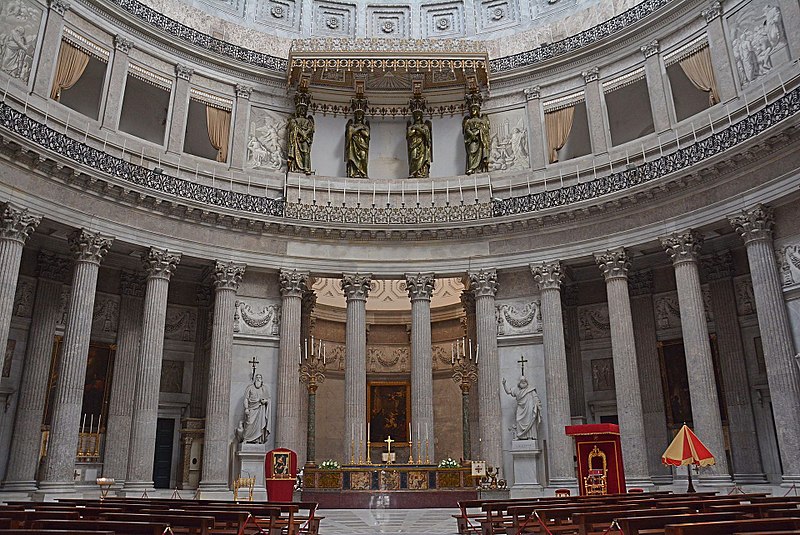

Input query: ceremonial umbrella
[661,424,715,493]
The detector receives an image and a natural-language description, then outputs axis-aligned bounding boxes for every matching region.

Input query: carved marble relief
[653,288,713,330]
[733,275,756,316]
[160,359,184,393]
[255,0,301,31]
[578,303,610,340]
[234,300,280,336]
[778,243,800,286]
[477,0,519,32]
[246,107,288,172]
[13,275,35,318]
[165,305,198,342]
[727,0,789,88]
[421,1,465,38]
[488,109,529,172]
[0,0,43,84]
[92,293,120,335]
[57,286,70,327]
[313,0,357,36]
[496,300,541,336]
[367,5,411,37]
[311,277,464,310]
[591,357,615,391]
[2,339,15,378]
[367,345,409,373]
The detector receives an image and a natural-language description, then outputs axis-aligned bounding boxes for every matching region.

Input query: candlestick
[82,413,87,433]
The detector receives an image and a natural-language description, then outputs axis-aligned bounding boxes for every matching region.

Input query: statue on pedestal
[502,376,542,440]
[237,373,271,444]
[345,96,370,178]
[287,87,314,174]
[462,91,490,175]
[406,96,433,178]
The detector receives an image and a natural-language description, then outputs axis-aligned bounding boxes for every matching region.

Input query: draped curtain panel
[679,47,720,106]
[206,106,231,163]
[545,106,576,164]
[50,41,90,101]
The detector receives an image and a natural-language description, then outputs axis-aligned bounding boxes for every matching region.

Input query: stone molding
[175,64,194,81]
[628,269,653,296]
[235,84,253,99]
[703,251,734,281]
[341,273,372,301]
[49,0,70,15]
[121,269,146,297]
[531,261,564,291]
[68,229,113,264]
[467,269,498,297]
[212,260,245,290]
[582,67,599,83]
[37,251,70,283]
[661,230,703,265]
[702,1,722,23]
[142,247,181,280]
[524,86,541,100]
[729,204,774,244]
[0,202,41,243]
[595,248,630,281]
[279,269,309,297]
[405,272,435,301]
[114,35,134,53]
[640,39,659,58]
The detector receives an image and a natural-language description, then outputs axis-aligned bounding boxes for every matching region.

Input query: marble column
[461,291,481,459]
[562,284,585,420]
[275,269,308,456]
[530,262,576,487]
[640,40,672,133]
[189,284,212,419]
[3,252,69,491]
[406,273,435,460]
[730,205,800,484]
[101,270,145,484]
[594,249,650,486]
[39,229,113,492]
[628,270,671,483]
[298,287,316,463]
[703,252,765,482]
[703,2,737,103]
[32,0,70,99]
[199,261,245,491]
[342,273,371,463]
[229,85,253,169]
[467,270,502,469]
[0,203,40,374]
[125,248,181,491]
[101,35,133,131]
[166,65,193,155]
[524,87,547,170]
[661,230,730,482]
[582,67,609,155]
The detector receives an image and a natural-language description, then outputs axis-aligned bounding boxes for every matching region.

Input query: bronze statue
[406,98,432,178]
[462,92,490,175]
[345,98,370,178]
[287,89,314,174]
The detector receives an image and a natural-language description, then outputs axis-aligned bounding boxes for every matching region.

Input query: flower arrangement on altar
[319,459,341,470]
[438,458,460,468]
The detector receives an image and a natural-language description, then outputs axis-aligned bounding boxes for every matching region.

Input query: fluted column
[342,273,371,463]
[467,270,502,469]
[39,229,113,491]
[595,249,650,486]
[562,285,585,420]
[101,36,133,130]
[531,262,575,487]
[661,230,730,481]
[275,269,308,456]
[199,261,245,491]
[640,40,672,132]
[702,2,737,102]
[32,0,70,98]
[102,271,145,484]
[730,205,800,484]
[406,273,435,460]
[628,270,671,483]
[166,65,193,155]
[3,252,69,491]
[703,252,764,482]
[582,67,609,155]
[524,86,547,170]
[125,248,181,491]
[190,284,212,418]
[229,85,253,169]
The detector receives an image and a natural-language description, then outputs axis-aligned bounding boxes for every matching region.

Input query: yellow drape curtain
[545,106,576,163]
[206,105,231,163]
[50,41,90,101]
[679,46,720,106]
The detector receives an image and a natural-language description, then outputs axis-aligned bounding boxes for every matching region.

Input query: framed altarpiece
[367,381,411,445]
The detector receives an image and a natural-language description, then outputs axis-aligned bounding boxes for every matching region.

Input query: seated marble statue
[502,376,542,440]
[237,373,270,444]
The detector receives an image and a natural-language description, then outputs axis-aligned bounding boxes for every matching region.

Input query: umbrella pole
[686,464,696,493]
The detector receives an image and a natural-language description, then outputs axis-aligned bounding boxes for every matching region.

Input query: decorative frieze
[234,300,280,335]
[496,301,541,336]
[577,303,610,340]
[165,305,198,341]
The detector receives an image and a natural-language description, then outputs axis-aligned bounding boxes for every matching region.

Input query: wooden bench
[616,512,747,535]
[98,512,215,534]
[664,517,800,535]
[0,531,114,534]
[31,518,166,534]
[571,507,695,535]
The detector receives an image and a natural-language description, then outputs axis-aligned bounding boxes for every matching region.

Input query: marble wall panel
[726,0,790,88]
[0,0,43,84]
[92,292,120,336]
[254,0,301,31]
[160,359,185,393]
[312,0,357,37]
[234,299,280,336]
[247,107,289,172]
[577,303,610,340]
[477,0,520,33]
[367,5,411,38]
[488,108,529,173]
[420,1,465,38]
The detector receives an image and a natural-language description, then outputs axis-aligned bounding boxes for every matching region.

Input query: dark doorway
[153,418,174,488]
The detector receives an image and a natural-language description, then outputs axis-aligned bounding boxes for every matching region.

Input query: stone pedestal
[510,439,542,496]
[236,443,268,501]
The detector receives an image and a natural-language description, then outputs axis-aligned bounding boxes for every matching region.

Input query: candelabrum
[451,338,478,460]
[299,338,326,468]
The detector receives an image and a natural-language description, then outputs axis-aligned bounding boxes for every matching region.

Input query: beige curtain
[50,41,90,101]
[206,105,231,163]
[679,46,720,106]
[545,106,576,163]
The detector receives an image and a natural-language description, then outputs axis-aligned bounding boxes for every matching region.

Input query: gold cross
[384,435,395,454]
[517,355,528,376]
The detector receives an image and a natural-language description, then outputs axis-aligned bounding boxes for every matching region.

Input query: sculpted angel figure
[462,94,491,175]
[502,376,542,440]
[287,90,314,174]
[345,104,370,178]
[406,100,433,178]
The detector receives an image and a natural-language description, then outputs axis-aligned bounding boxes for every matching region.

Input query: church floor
[317,508,458,535]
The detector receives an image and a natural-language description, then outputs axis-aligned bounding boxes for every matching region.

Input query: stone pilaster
[102,270,145,484]
[628,269,671,483]
[125,248,181,491]
[32,0,70,98]
[341,273,371,462]
[0,203,40,374]
[640,40,672,133]
[730,205,800,484]
[530,262,575,487]
[702,2,737,102]
[199,261,245,492]
[594,249,650,486]
[101,35,134,130]
[406,273,435,460]
[39,229,113,492]
[3,252,68,491]
[229,85,253,169]
[166,64,193,155]
[190,284,212,419]
[524,86,547,170]
[661,230,730,482]
[275,269,308,458]
[703,252,765,482]
[562,284,585,420]
[581,67,609,155]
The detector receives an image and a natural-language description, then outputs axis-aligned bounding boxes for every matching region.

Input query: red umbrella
[662,425,716,493]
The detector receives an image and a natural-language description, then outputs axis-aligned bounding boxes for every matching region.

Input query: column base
[624,477,656,491]
[32,481,81,502]
[734,473,769,484]
[781,475,800,487]
[651,475,674,485]
[697,473,734,486]
[195,486,234,500]
[546,478,579,495]
[1,480,37,493]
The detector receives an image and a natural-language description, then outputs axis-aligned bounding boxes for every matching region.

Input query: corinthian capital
[68,229,113,264]
[37,251,70,283]
[341,273,372,301]
[729,204,774,245]
[235,84,253,99]
[582,67,599,83]
[175,64,194,81]
[213,260,245,291]
[143,247,181,280]
[279,269,309,297]
[405,273,435,301]
[467,269,498,298]
[114,35,134,53]
[702,1,722,22]
[661,230,703,265]
[595,247,630,280]
[49,0,70,15]
[640,39,659,58]
[530,261,564,291]
[0,202,41,243]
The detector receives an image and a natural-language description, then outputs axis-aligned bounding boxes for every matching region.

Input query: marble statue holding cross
[502,355,542,440]
[236,356,271,444]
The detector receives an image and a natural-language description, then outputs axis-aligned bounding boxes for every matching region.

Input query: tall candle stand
[299,339,327,469]
[451,337,478,460]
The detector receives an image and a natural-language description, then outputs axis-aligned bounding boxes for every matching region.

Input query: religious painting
[407,471,429,490]
[368,381,410,445]
[272,451,291,478]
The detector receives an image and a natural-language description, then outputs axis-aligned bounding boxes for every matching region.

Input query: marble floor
[317,508,459,535]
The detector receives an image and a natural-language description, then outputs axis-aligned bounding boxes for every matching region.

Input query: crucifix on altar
[382,436,396,464]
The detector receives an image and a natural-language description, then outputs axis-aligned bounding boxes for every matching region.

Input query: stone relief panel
[165,305,197,342]
[247,107,288,172]
[57,286,70,327]
[421,1,465,38]
[160,359,184,393]
[367,5,411,37]
[311,277,464,310]
[488,108,529,172]
[778,243,800,286]
[234,300,280,336]
[591,357,615,391]
[91,293,120,335]
[578,303,610,340]
[477,0,520,33]
[367,345,409,373]
[0,0,43,84]
[733,275,756,316]
[3,339,15,378]
[727,0,789,89]
[317,341,456,373]
[254,0,301,31]
[13,275,35,318]
[313,0,357,37]
[654,288,714,330]
[496,300,541,336]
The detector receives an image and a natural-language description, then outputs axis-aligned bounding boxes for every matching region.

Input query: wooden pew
[0,531,114,534]
[707,503,800,518]
[31,518,166,534]
[616,512,747,535]
[664,517,800,535]
[98,512,215,534]
[571,507,695,535]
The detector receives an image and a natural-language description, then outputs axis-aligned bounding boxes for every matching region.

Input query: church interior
[1,0,800,531]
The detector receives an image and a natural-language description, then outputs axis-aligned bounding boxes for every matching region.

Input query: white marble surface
[317,508,458,535]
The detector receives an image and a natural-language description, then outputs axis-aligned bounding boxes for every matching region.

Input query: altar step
[318,507,458,534]
[303,489,476,509]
